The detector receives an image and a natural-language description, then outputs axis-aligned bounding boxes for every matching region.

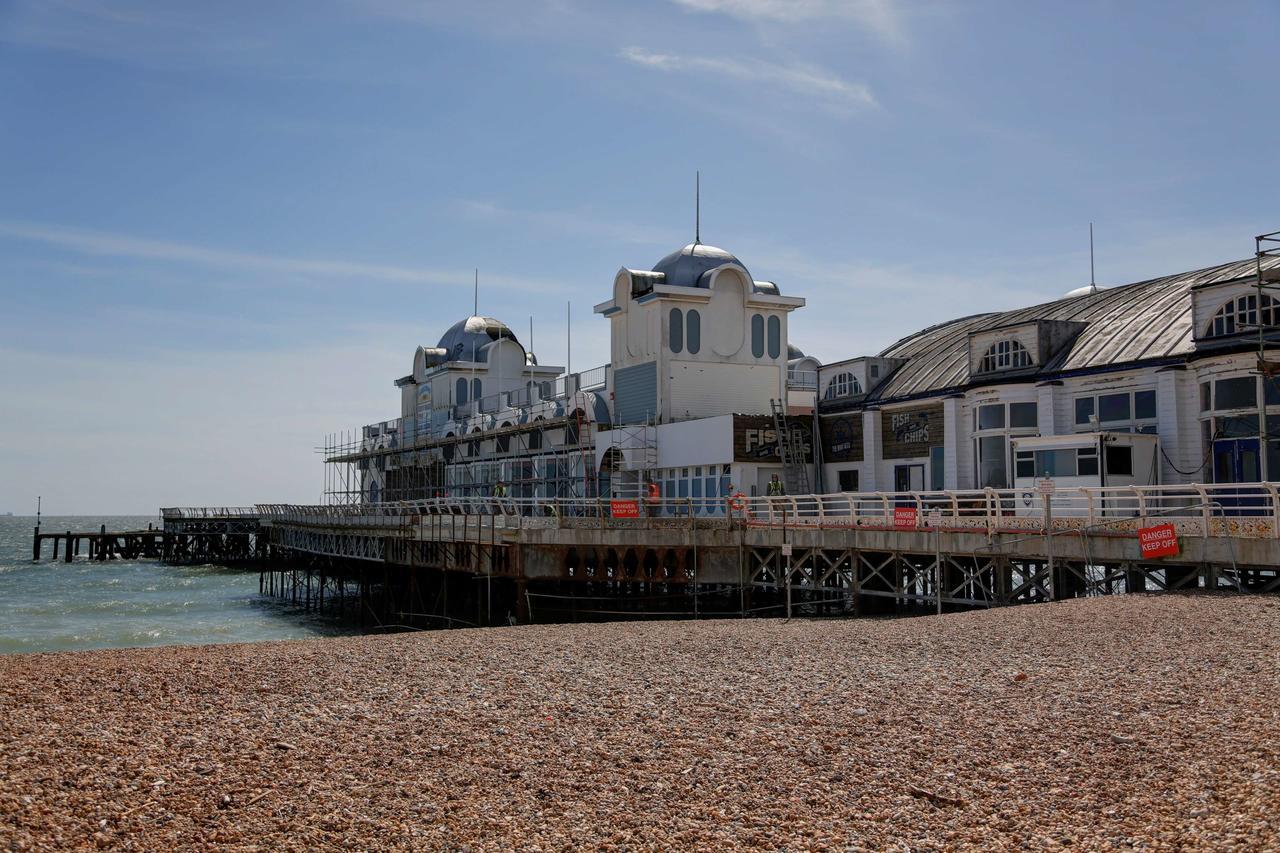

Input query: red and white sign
[610,499,640,519]
[893,506,919,529]
[1138,523,1179,559]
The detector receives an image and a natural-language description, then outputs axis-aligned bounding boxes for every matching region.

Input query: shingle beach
[2,594,1277,850]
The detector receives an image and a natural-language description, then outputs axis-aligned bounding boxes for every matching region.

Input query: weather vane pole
[695,170,701,245]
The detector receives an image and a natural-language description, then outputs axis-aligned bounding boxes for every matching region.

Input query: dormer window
[979,339,1032,373]
[823,372,862,400]
[1208,293,1277,337]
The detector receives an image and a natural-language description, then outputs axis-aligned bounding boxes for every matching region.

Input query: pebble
[0,594,1275,849]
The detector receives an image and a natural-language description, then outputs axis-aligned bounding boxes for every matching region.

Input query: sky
[1,0,1277,514]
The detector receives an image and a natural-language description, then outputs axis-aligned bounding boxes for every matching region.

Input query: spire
[695,170,700,246]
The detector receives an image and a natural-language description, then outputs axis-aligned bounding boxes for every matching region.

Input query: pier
[195,482,1280,628]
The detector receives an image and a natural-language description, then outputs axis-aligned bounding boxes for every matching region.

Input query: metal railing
[245,482,1280,539]
[161,507,261,520]
[786,369,818,390]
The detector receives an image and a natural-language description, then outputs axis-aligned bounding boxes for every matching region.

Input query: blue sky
[1,0,1277,513]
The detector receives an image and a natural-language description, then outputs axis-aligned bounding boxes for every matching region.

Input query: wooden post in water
[51,535,60,561]
[32,528,41,562]
[65,532,74,563]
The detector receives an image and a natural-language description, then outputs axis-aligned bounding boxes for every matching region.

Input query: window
[767,315,781,359]
[930,446,945,490]
[1208,292,1278,338]
[977,404,1005,430]
[823,372,862,400]
[979,339,1033,373]
[1105,445,1133,476]
[870,364,880,379]
[1077,446,1099,476]
[838,469,860,491]
[978,436,1008,488]
[1200,382,1211,412]
[1215,376,1256,410]
[1098,393,1130,423]
[1074,390,1157,434]
[1010,402,1038,429]
[686,309,700,354]
[751,314,764,358]
[471,378,482,403]
[1075,397,1095,426]
[456,378,468,405]
[669,308,683,354]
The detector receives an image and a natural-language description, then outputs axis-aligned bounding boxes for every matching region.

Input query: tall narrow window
[471,378,482,403]
[456,377,468,405]
[751,314,765,358]
[767,315,781,359]
[686,309,701,354]
[669,308,684,354]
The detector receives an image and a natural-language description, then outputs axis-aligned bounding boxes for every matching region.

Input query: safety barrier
[228,483,1280,540]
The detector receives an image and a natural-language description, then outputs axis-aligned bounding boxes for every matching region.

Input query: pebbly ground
[1,594,1277,850]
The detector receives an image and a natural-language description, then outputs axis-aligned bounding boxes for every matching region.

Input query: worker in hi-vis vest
[646,481,660,514]
[767,474,786,496]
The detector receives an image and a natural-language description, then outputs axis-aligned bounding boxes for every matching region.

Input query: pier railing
[248,482,1280,540]
[161,507,261,520]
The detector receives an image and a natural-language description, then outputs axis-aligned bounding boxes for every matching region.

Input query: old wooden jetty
[31,508,264,565]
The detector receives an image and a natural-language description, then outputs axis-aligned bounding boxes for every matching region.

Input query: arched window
[455,377,468,405]
[1208,293,1278,337]
[686,309,701,354]
[767,315,781,359]
[471,378,482,403]
[751,314,765,358]
[823,372,863,400]
[669,308,683,354]
[979,340,1033,373]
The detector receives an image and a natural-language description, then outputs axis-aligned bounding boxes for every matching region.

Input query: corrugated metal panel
[871,257,1280,402]
[614,361,657,425]
[669,362,778,420]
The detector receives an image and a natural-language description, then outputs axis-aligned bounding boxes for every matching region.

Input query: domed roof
[436,316,520,363]
[652,243,750,288]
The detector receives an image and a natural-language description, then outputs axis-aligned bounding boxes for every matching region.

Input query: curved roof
[436,316,521,364]
[652,243,750,288]
[870,257,1279,401]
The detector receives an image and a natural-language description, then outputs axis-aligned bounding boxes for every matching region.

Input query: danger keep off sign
[1138,523,1179,559]
[610,499,640,519]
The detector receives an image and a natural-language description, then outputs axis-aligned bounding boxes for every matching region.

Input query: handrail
[222,482,1280,540]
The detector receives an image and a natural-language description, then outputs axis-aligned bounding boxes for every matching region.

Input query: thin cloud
[0,220,567,295]
[670,0,905,45]
[619,46,876,112]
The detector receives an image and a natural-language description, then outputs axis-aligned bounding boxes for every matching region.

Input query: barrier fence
[227,482,1280,540]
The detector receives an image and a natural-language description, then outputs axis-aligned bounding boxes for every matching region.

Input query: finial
[695,171,700,246]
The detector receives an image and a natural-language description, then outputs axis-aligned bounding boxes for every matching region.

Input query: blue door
[1213,438,1262,515]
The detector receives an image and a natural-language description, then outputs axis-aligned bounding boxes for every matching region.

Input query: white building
[815,255,1280,495]
[335,237,1280,507]
[337,241,814,507]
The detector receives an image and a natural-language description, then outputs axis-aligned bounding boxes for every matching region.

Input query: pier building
[816,255,1280,499]
[327,240,818,508]
[112,229,1280,629]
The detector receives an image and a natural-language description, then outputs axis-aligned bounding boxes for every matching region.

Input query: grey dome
[787,343,805,359]
[436,316,520,363]
[652,243,750,288]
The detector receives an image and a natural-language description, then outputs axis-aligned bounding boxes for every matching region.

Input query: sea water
[0,515,352,655]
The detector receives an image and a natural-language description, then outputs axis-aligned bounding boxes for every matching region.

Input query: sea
[0,515,353,655]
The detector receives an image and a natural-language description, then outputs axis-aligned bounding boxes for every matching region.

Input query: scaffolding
[321,370,609,505]
[1255,229,1280,478]
[599,421,659,500]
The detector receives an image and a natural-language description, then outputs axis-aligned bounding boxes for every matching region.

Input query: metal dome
[652,243,750,288]
[436,316,521,363]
